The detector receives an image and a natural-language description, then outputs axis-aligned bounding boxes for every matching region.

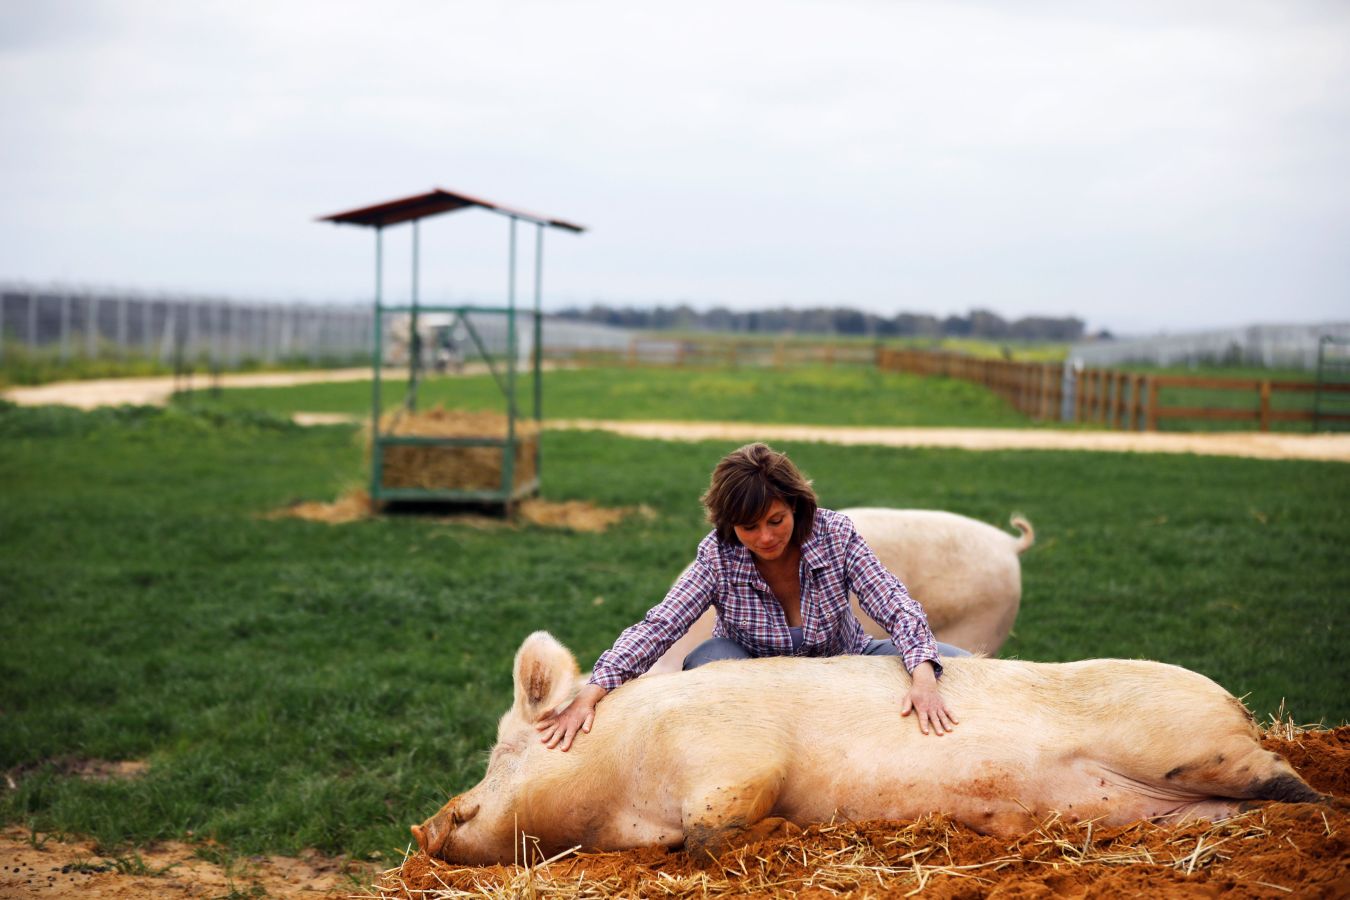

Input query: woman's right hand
[536,683,607,752]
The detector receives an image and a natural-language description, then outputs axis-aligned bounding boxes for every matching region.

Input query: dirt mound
[380,728,1350,899]
[1261,727,1350,798]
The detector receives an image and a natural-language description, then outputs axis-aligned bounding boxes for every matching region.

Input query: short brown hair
[701,443,818,547]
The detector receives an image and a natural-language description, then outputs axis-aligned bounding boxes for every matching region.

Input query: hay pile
[375,407,538,492]
[268,490,649,533]
[270,489,374,525]
[376,727,1350,899]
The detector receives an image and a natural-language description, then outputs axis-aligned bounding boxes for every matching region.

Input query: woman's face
[734,499,795,562]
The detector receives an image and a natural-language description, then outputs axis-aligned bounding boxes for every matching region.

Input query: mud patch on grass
[5,758,149,789]
[0,826,376,899]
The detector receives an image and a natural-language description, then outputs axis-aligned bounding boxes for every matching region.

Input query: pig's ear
[512,631,580,723]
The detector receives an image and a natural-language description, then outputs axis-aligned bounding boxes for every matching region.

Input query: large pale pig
[648,509,1033,676]
[413,632,1325,864]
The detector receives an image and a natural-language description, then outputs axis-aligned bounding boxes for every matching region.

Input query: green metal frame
[1313,334,1350,433]
[367,217,548,509]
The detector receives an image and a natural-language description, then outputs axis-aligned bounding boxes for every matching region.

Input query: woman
[538,443,962,751]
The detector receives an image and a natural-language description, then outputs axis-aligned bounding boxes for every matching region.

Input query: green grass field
[1,401,1346,863]
[175,365,1033,428]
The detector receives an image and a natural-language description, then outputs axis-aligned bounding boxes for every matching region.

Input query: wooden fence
[877,348,1350,432]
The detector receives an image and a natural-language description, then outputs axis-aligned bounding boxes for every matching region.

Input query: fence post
[84,293,97,359]
[1259,380,1271,432]
[1131,374,1143,430]
[1060,362,1076,423]
[1097,370,1107,425]
[225,302,236,369]
[1111,371,1123,428]
[144,299,154,360]
[1145,377,1159,431]
[60,292,70,361]
[1076,368,1087,422]
[117,296,128,360]
[1038,363,1049,419]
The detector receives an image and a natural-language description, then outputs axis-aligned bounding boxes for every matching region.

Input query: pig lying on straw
[413,632,1326,864]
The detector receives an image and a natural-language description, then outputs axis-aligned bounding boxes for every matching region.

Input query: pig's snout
[411,801,481,859]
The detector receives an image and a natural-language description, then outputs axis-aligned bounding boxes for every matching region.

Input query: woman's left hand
[900,661,958,736]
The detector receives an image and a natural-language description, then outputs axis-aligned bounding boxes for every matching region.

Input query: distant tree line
[553,304,1086,341]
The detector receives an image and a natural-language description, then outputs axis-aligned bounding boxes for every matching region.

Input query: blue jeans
[682,636,972,670]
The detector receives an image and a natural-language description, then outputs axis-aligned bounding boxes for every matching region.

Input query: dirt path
[547,418,1350,463]
[1,369,397,409]
[7,371,1349,462]
[0,364,512,409]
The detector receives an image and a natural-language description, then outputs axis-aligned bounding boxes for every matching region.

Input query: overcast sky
[2,0,1347,333]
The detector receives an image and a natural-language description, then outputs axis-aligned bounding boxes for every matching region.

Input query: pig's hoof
[744,817,801,842]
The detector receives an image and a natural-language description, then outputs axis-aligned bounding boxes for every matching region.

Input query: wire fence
[0,284,373,369]
[1069,324,1350,370]
[0,285,647,372]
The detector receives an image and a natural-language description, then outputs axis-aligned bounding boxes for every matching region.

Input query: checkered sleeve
[589,553,718,690]
[842,518,943,677]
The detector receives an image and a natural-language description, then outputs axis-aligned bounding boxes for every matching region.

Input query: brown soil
[1262,727,1350,797]
[380,727,1350,899]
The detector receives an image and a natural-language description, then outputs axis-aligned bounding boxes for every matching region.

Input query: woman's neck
[753,543,800,576]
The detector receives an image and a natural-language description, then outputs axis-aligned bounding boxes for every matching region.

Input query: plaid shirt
[590,508,941,690]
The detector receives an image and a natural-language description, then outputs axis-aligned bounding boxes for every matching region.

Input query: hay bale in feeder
[374,407,539,492]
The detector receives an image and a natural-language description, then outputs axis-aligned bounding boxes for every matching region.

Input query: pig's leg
[681,764,790,864]
[1164,736,1323,807]
[1089,733,1327,825]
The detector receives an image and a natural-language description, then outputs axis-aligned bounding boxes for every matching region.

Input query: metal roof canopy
[318,187,586,233]
[317,187,585,510]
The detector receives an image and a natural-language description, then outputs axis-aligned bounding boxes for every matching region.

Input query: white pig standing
[413,632,1325,864]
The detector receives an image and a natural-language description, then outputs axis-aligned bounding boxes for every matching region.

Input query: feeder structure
[319,188,585,508]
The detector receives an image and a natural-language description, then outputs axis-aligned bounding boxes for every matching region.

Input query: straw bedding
[375,726,1350,899]
[268,490,649,533]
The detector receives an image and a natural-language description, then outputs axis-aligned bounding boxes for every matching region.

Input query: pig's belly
[575,801,685,852]
[775,752,1241,835]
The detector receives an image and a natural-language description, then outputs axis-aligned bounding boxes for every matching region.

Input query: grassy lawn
[175,365,1034,428]
[1,401,1346,862]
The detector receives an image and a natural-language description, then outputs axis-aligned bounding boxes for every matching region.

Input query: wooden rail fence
[877,348,1350,432]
